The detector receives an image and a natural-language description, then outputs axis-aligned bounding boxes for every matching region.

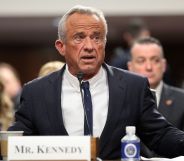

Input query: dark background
[0,15,184,87]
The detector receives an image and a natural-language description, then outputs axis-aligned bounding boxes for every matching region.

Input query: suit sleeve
[8,84,37,135]
[137,79,184,157]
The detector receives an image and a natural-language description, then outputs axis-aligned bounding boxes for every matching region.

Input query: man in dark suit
[9,5,184,160]
[128,36,184,157]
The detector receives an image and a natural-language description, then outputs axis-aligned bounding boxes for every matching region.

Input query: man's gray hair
[57,5,108,42]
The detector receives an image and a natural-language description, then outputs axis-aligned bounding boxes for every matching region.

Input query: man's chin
[80,65,95,73]
[79,69,98,79]
[149,80,158,89]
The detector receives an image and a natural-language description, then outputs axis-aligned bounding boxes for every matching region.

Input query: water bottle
[121,126,140,161]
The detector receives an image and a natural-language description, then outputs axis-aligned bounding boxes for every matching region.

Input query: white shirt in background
[155,81,163,107]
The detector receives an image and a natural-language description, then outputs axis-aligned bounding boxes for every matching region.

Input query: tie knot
[81,81,90,90]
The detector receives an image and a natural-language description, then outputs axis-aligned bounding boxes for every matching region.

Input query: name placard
[8,136,91,161]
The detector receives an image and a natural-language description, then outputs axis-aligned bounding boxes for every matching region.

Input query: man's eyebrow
[74,32,84,35]
[150,56,162,60]
[93,31,101,35]
[136,56,145,59]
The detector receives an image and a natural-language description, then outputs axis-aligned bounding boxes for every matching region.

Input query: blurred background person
[108,18,151,70]
[0,63,22,111]
[128,36,184,157]
[128,36,184,130]
[38,61,65,77]
[0,76,14,131]
[108,18,173,86]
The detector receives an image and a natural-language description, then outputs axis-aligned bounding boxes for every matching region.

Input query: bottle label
[121,141,140,160]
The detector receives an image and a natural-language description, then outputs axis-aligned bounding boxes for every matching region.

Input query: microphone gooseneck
[76,72,92,136]
[77,71,84,84]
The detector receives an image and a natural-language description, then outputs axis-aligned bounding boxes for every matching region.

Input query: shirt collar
[64,65,79,90]
[155,80,163,105]
[155,81,163,96]
[87,66,105,90]
[64,64,105,91]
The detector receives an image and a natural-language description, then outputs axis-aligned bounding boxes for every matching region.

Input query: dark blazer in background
[159,83,184,131]
[141,83,184,158]
[9,64,184,159]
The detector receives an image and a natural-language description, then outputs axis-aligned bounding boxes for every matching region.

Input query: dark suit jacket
[9,64,184,159]
[140,83,184,158]
[159,83,184,131]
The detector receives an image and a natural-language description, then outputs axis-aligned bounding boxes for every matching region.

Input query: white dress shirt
[155,81,163,107]
[61,65,109,137]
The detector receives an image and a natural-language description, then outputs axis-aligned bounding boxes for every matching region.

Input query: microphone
[77,71,84,84]
[77,72,92,136]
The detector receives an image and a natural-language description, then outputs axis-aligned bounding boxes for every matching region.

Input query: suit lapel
[44,66,68,135]
[159,84,174,112]
[100,64,126,152]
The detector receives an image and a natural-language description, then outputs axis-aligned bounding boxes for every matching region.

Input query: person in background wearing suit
[128,36,184,131]
[9,5,184,160]
[128,36,184,157]
[108,19,173,85]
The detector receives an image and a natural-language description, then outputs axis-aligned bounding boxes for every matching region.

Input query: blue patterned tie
[81,81,93,135]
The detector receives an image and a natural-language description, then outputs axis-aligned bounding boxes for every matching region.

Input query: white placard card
[8,136,91,161]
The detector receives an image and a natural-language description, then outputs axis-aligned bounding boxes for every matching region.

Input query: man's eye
[74,36,81,41]
[95,36,102,43]
[136,59,144,64]
[73,35,84,43]
[92,35,102,43]
[94,36,100,40]
[153,58,161,63]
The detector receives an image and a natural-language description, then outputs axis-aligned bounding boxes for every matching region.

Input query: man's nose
[145,61,152,70]
[84,37,93,50]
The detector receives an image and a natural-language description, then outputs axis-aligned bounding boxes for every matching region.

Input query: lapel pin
[165,99,173,106]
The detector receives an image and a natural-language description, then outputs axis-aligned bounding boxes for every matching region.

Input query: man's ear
[162,58,167,73]
[55,40,65,56]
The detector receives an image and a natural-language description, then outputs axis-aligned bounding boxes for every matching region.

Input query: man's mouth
[82,55,95,59]
[146,74,154,79]
[81,55,96,62]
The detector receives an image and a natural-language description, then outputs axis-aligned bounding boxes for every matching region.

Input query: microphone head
[77,71,84,82]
